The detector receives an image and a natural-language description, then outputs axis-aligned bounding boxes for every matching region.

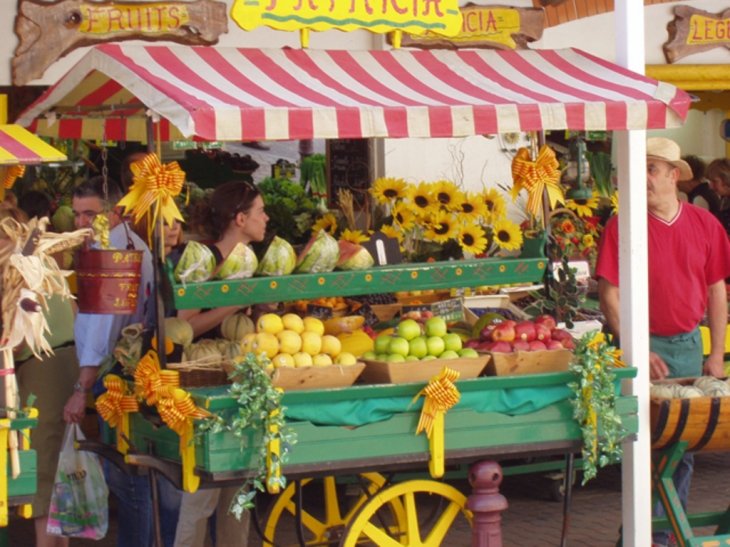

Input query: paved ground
[8,450,730,546]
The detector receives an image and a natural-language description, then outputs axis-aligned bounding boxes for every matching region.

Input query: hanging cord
[101,118,109,205]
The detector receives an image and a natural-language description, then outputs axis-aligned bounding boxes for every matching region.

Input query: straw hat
[646,138,692,181]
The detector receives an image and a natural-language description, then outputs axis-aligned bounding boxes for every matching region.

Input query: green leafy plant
[568,332,627,484]
[197,353,296,518]
[586,150,614,198]
[524,235,584,328]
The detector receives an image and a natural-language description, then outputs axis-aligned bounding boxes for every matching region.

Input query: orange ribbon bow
[96,374,139,428]
[511,145,564,223]
[5,166,25,189]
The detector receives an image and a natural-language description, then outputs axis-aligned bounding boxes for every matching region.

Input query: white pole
[615,2,652,547]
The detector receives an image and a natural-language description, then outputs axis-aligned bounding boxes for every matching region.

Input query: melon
[256,237,297,277]
[694,376,719,391]
[294,230,340,274]
[185,343,222,362]
[215,242,258,280]
[337,241,374,271]
[174,241,216,284]
[677,386,703,399]
[165,317,194,348]
[222,341,243,360]
[221,313,255,341]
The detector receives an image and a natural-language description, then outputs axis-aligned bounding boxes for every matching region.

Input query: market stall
[13,40,691,546]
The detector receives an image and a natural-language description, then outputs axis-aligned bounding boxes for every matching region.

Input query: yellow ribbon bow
[117,153,185,243]
[133,350,180,406]
[411,367,461,478]
[96,374,139,454]
[4,166,25,189]
[511,145,564,223]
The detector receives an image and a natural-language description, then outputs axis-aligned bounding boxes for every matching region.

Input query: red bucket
[75,249,144,315]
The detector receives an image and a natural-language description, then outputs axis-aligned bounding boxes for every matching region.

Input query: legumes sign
[664,5,730,63]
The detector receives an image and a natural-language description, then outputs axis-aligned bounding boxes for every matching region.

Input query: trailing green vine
[197,353,296,519]
[568,331,627,484]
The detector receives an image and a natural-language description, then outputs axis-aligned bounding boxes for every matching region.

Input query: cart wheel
[263,473,406,547]
[548,476,565,502]
[340,480,472,547]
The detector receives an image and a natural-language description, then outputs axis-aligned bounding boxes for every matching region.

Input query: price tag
[306,304,333,320]
[431,298,464,322]
[349,303,379,327]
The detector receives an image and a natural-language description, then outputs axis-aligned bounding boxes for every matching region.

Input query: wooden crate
[483,349,573,376]
[359,356,489,384]
[222,362,365,391]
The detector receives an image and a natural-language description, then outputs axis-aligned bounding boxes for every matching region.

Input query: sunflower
[492,219,523,251]
[311,213,337,236]
[370,177,408,205]
[456,191,488,223]
[566,197,600,218]
[340,228,369,245]
[378,224,404,242]
[483,188,507,221]
[457,223,488,255]
[559,220,576,235]
[432,180,461,211]
[582,234,595,247]
[407,182,438,218]
[392,201,416,231]
[424,210,458,243]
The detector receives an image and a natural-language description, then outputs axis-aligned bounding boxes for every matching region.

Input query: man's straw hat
[646,137,692,181]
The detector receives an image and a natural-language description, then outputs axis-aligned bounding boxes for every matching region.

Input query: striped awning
[0,125,67,165]
[17,43,691,142]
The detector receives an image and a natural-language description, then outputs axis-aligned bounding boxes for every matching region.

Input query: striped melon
[294,230,340,274]
[221,313,255,341]
[222,342,243,360]
[185,343,222,362]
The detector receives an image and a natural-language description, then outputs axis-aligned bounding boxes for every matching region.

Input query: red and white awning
[17,44,691,142]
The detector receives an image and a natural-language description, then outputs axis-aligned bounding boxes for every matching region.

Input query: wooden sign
[664,5,730,63]
[230,0,462,38]
[395,5,543,50]
[13,0,228,85]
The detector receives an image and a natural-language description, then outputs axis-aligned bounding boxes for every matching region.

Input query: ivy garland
[197,353,297,519]
[568,331,627,484]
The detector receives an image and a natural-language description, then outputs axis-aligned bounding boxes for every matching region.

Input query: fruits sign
[230,0,463,37]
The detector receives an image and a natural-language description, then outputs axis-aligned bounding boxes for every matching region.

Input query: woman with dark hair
[679,155,721,217]
[175,180,269,338]
[706,158,730,239]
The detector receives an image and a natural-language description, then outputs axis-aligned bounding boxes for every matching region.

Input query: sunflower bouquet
[364,177,524,262]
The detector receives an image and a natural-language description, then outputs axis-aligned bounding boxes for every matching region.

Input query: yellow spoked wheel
[340,480,472,547]
[263,473,406,547]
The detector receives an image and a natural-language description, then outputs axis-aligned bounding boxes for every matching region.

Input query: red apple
[534,314,557,330]
[563,340,576,350]
[512,340,531,352]
[534,324,552,342]
[464,338,481,349]
[480,323,497,342]
[477,340,494,351]
[545,340,564,350]
[514,321,536,342]
[551,329,574,344]
[492,322,516,343]
[421,310,435,320]
[529,340,547,351]
[490,341,513,353]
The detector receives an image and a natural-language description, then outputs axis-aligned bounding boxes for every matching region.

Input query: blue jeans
[105,461,154,547]
[652,452,694,546]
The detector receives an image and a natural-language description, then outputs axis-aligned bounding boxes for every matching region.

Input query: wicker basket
[167,356,232,388]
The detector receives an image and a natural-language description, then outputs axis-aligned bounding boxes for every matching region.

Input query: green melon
[295,230,340,274]
[256,237,297,276]
[221,313,255,341]
[174,241,216,284]
[215,242,258,280]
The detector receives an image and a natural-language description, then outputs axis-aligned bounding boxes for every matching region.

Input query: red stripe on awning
[0,131,41,162]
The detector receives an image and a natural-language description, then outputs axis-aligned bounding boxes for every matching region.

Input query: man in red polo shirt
[595,137,730,547]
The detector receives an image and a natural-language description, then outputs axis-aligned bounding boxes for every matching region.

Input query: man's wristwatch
[73,381,91,394]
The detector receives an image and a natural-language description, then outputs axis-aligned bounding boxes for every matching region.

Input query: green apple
[425,336,445,357]
[425,317,447,338]
[458,348,479,358]
[440,350,459,359]
[404,355,420,361]
[421,355,437,361]
[374,335,392,354]
[386,354,406,362]
[397,319,422,341]
[388,336,410,357]
[361,350,378,360]
[408,337,428,359]
[442,333,463,353]
[376,353,389,361]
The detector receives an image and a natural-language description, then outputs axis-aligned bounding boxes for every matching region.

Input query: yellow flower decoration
[370,177,408,205]
[560,220,576,235]
[424,210,457,243]
[407,182,438,218]
[392,201,416,231]
[483,188,507,221]
[611,190,619,214]
[117,153,185,244]
[456,191,487,223]
[432,180,461,211]
[566,198,600,218]
[378,224,405,252]
[340,228,369,245]
[492,219,524,251]
[311,213,338,236]
[583,234,595,247]
[457,223,487,255]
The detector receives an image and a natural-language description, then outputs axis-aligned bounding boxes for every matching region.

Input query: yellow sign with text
[79,3,190,34]
[421,7,519,47]
[231,0,462,36]
[687,14,730,45]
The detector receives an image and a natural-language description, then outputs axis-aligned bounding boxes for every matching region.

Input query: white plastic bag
[47,424,109,539]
